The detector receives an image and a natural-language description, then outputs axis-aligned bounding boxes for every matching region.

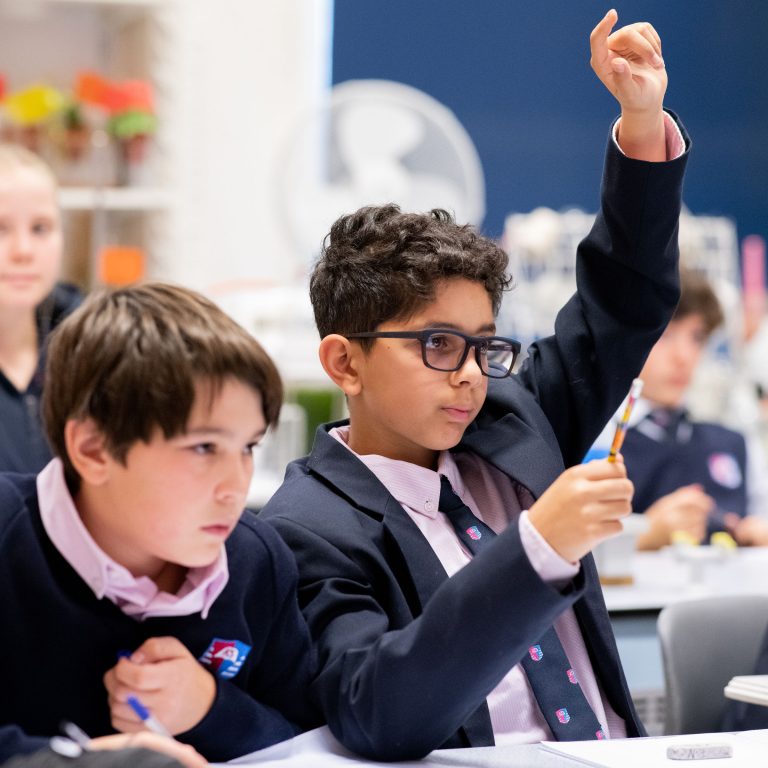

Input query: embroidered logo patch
[707,452,742,489]
[556,708,570,724]
[199,638,251,680]
[567,668,578,684]
[466,525,482,541]
[529,644,543,661]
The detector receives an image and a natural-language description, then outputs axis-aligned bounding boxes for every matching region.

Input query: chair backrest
[658,594,768,735]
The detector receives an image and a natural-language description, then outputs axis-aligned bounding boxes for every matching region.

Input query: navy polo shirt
[0,283,81,474]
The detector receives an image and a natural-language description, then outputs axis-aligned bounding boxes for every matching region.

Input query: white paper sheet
[539,730,768,768]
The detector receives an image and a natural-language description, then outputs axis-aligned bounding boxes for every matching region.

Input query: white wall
[161,0,333,292]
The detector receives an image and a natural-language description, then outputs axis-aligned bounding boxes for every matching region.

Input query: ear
[318,334,363,396]
[64,418,114,486]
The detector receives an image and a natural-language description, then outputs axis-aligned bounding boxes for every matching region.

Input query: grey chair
[658,594,768,735]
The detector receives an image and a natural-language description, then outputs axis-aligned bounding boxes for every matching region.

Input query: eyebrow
[418,321,498,335]
[184,427,268,441]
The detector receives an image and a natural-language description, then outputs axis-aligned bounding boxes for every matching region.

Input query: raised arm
[590,9,668,161]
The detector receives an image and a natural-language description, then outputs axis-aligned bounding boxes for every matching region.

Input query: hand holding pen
[104,637,216,737]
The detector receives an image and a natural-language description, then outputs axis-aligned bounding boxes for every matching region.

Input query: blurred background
[3,2,766,735]
[1,0,765,487]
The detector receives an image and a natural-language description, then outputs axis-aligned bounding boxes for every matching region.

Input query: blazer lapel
[307,423,449,612]
[460,412,565,499]
[304,423,501,748]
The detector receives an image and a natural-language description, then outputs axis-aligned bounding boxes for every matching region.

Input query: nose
[450,346,484,387]
[10,227,34,262]
[215,454,253,504]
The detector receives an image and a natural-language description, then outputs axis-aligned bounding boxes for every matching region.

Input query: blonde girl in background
[0,143,81,472]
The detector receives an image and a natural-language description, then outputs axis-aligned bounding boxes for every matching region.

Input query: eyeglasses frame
[346,328,522,378]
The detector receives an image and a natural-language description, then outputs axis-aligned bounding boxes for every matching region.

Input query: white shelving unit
[0,0,178,286]
[1,0,334,298]
[58,186,173,211]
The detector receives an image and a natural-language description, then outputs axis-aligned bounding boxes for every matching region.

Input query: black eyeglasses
[347,329,521,378]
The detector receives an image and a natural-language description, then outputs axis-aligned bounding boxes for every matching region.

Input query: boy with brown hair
[260,10,689,761]
[616,268,768,549]
[0,283,319,764]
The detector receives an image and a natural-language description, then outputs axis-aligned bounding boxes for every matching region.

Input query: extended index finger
[590,8,619,64]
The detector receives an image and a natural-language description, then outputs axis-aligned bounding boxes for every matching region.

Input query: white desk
[228,726,553,767]
[603,547,768,613]
[603,547,768,733]
[229,726,768,768]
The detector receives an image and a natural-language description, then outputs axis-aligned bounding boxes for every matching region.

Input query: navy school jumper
[0,473,321,764]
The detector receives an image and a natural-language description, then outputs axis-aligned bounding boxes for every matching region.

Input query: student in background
[0,143,81,473]
[0,283,319,765]
[260,10,689,760]
[612,268,768,549]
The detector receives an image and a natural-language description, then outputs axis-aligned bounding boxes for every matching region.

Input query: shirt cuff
[519,510,580,584]
[612,110,686,160]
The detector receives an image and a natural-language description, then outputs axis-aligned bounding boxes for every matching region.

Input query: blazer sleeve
[485,112,690,468]
[267,509,585,761]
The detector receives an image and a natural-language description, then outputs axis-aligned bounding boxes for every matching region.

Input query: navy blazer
[260,116,690,761]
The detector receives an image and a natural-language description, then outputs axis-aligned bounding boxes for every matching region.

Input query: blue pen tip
[127,695,150,720]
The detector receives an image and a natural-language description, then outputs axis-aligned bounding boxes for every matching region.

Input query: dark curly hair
[310,204,512,344]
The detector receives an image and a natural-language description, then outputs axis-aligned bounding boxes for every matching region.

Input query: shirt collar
[329,425,466,519]
[37,458,229,620]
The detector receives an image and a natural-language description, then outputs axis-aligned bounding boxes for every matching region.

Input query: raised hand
[104,637,216,736]
[590,9,668,160]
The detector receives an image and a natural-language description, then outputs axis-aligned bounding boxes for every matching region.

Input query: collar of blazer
[457,376,566,501]
[304,422,453,614]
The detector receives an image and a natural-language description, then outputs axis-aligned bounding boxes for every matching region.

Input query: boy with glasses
[261,10,688,760]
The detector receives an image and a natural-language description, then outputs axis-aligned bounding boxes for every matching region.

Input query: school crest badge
[199,638,252,679]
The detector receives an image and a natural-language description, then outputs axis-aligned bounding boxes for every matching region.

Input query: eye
[425,333,451,351]
[192,443,217,456]
[32,220,54,236]
[243,441,261,455]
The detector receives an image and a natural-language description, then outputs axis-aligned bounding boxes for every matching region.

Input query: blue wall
[332,1,767,251]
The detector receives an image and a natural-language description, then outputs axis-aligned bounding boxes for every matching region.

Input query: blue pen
[117,651,172,737]
[127,695,172,737]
